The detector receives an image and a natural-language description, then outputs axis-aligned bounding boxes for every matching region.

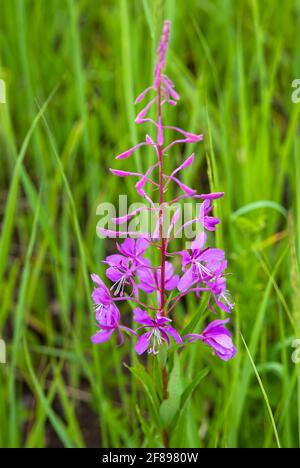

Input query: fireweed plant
[91,21,236,443]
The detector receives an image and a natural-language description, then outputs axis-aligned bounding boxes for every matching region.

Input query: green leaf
[124,362,160,426]
[159,353,183,428]
[160,398,178,429]
[23,340,74,448]
[231,200,288,220]
[241,334,281,448]
[170,367,209,440]
[180,367,209,414]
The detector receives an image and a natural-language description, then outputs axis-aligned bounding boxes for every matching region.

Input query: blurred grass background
[0,0,300,448]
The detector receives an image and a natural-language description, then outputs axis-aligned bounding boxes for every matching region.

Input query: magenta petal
[177,250,191,270]
[105,254,126,265]
[165,326,183,344]
[119,238,135,256]
[220,346,237,361]
[199,248,224,263]
[106,267,123,282]
[135,237,149,256]
[164,262,179,289]
[91,288,103,304]
[165,274,179,290]
[200,319,237,360]
[202,319,229,335]
[213,334,234,348]
[137,268,156,293]
[200,192,224,200]
[178,268,195,292]
[203,217,220,231]
[191,232,206,250]
[134,332,152,355]
[138,281,155,294]
[133,307,153,326]
[155,314,172,326]
[164,261,175,278]
[92,286,111,306]
[206,338,237,361]
[91,329,114,344]
[91,273,106,288]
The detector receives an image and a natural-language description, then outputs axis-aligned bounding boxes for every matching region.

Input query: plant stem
[157,84,170,449]
[157,86,166,315]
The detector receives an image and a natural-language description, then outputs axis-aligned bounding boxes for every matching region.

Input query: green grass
[0,0,299,448]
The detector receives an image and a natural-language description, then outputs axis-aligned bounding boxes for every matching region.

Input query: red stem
[157,86,166,316]
[157,83,170,449]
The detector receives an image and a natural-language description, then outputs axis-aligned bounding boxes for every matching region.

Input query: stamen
[110,276,127,297]
[221,289,234,309]
[196,261,212,280]
[148,328,164,355]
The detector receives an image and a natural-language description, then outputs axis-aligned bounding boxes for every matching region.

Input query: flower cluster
[91,20,236,361]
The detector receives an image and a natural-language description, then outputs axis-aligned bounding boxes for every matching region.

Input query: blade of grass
[241,333,281,448]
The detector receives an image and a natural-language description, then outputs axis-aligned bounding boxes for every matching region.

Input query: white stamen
[94,303,105,322]
[196,261,212,280]
[148,328,164,355]
[110,275,127,296]
[221,289,234,309]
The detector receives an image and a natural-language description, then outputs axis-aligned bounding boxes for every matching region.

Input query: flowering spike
[154,20,171,88]
[91,20,236,365]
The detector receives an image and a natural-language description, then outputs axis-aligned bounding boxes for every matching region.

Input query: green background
[0,0,299,448]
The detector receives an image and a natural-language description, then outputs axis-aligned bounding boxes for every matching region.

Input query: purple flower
[177,233,225,292]
[200,199,220,231]
[91,274,135,345]
[103,237,149,297]
[137,261,179,293]
[91,273,118,313]
[175,199,221,237]
[134,308,182,355]
[185,319,237,361]
[104,255,136,297]
[117,237,149,266]
[208,276,234,313]
[199,192,224,200]
[90,20,237,362]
